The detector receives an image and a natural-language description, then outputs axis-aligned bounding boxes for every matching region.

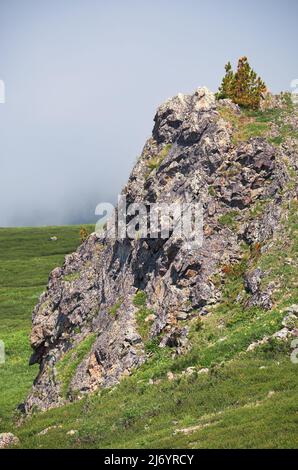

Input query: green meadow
[0,221,297,448]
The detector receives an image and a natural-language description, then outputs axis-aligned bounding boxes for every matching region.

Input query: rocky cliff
[24,87,298,412]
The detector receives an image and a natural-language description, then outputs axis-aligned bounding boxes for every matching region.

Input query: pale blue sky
[0,0,297,226]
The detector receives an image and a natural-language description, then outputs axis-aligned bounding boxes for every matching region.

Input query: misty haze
[1,0,297,227]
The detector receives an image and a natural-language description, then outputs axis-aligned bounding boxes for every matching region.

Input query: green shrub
[135,306,155,341]
[216,57,267,110]
[218,210,239,229]
[63,272,80,283]
[208,186,216,197]
[194,316,203,332]
[259,337,291,358]
[133,291,155,341]
[108,300,123,316]
[118,407,139,429]
[146,144,172,175]
[133,291,147,307]
[80,226,90,243]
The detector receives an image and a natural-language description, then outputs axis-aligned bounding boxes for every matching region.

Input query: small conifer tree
[216,61,234,100]
[216,57,266,109]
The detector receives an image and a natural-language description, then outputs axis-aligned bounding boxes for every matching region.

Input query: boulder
[0,433,19,449]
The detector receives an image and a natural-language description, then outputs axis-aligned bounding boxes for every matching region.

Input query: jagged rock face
[24,87,295,411]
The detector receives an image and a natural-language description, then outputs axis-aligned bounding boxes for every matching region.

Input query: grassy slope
[0,214,297,448]
[1,104,298,448]
[0,226,92,432]
[218,94,298,146]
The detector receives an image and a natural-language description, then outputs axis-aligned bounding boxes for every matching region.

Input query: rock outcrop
[0,433,19,449]
[24,87,297,411]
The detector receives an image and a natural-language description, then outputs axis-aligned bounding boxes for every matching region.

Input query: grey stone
[282,313,298,329]
[197,368,209,375]
[273,328,291,341]
[0,433,19,449]
[286,305,298,315]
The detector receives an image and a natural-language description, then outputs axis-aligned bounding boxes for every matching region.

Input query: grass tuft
[56,334,97,398]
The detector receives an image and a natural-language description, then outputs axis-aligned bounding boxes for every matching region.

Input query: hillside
[1,88,298,449]
[0,222,297,448]
[0,227,92,432]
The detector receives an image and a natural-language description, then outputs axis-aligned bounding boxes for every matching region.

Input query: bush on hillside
[216,57,267,110]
